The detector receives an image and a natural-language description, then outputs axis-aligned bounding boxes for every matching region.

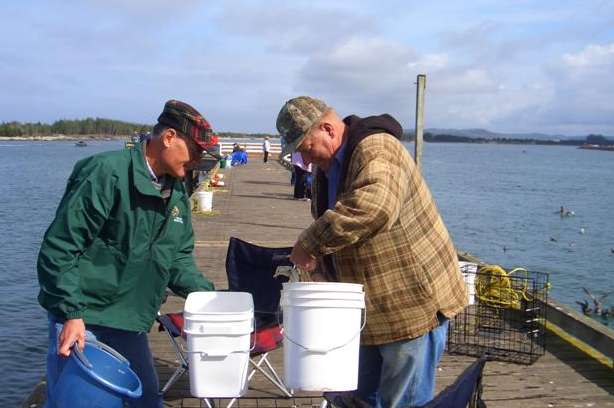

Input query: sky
[1,0,613,136]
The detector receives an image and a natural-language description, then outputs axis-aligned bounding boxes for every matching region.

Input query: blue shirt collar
[326,140,348,176]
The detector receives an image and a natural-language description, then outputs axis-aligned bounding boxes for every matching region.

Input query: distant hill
[424,128,581,141]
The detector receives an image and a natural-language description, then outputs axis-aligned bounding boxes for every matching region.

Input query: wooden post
[414,74,426,169]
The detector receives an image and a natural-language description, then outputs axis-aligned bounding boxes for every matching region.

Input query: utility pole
[414,74,426,169]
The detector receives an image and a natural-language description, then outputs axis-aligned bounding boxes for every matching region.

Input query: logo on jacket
[171,206,183,224]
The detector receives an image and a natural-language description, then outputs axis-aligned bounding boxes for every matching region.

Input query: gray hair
[152,123,170,139]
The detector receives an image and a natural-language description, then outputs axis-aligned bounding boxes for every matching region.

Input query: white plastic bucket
[459,261,478,305]
[225,158,232,168]
[183,292,254,398]
[281,282,365,391]
[196,191,213,212]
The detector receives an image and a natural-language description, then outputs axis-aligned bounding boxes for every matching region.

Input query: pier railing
[218,141,282,156]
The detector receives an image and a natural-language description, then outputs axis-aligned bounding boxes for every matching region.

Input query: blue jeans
[44,314,163,408]
[355,316,449,408]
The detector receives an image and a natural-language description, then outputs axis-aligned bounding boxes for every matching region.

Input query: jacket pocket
[79,240,125,306]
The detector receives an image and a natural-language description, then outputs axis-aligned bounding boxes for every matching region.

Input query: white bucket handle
[185,349,246,358]
[282,308,366,354]
[182,317,256,357]
[184,332,257,357]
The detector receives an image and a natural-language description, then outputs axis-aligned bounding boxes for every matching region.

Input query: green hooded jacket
[37,143,214,332]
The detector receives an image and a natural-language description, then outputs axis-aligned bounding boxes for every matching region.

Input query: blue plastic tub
[52,340,142,408]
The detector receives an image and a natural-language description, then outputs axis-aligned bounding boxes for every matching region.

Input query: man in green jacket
[276,96,467,407]
[38,100,216,407]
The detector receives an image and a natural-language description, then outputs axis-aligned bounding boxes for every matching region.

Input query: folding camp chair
[224,236,294,399]
[156,312,188,395]
[323,356,487,408]
[417,356,487,408]
[156,237,295,401]
[156,312,288,397]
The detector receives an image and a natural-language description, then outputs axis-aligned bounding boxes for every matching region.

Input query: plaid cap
[157,99,215,150]
[276,96,328,158]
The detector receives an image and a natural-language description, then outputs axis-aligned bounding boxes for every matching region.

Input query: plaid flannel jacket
[298,133,468,345]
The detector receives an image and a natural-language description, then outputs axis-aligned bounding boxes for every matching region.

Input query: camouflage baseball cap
[157,99,216,151]
[276,96,329,158]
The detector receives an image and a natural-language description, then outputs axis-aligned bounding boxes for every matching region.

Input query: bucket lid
[71,340,142,399]
[184,291,254,315]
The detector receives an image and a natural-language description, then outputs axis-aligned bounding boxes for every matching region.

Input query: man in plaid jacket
[276,96,468,408]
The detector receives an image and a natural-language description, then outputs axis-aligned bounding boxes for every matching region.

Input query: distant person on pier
[276,96,467,408]
[37,99,216,408]
[262,136,271,163]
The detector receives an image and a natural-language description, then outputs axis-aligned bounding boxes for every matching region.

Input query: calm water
[0,141,612,405]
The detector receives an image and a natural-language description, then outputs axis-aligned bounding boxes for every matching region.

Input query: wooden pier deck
[24,157,614,407]
[153,159,614,408]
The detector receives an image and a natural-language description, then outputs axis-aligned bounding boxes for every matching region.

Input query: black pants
[293,165,308,198]
[263,151,269,163]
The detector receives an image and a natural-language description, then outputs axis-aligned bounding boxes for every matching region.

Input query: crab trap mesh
[447,263,549,364]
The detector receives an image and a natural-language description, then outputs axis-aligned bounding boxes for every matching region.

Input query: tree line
[0,118,150,137]
[0,118,280,139]
[421,133,612,146]
[3,117,609,146]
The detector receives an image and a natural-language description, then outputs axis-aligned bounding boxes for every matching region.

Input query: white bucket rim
[282,282,363,293]
[281,299,365,309]
[281,291,364,299]
[184,311,253,317]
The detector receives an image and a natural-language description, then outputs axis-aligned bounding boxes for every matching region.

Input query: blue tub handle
[72,340,130,369]
[71,343,93,370]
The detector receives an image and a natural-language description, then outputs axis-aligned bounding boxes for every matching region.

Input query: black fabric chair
[417,356,487,408]
[325,356,487,408]
[225,236,293,328]
[224,237,295,399]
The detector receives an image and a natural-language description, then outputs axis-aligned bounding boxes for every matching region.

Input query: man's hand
[290,242,316,272]
[309,271,328,282]
[58,318,86,357]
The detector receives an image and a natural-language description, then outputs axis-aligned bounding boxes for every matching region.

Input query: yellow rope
[475,264,549,309]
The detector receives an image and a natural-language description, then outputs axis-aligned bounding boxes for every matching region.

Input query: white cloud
[289,37,418,121]
[2,1,614,135]
[563,43,614,67]
[429,69,499,95]
[407,53,449,71]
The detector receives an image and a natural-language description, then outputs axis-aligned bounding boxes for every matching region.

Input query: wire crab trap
[447,263,550,364]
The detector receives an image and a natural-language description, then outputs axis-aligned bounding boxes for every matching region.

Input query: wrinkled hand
[58,318,85,357]
[290,242,316,272]
[309,271,328,282]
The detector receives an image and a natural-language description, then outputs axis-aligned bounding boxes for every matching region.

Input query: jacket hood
[314,113,404,221]
[343,114,403,141]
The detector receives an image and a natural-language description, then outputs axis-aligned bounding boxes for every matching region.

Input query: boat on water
[74,140,87,147]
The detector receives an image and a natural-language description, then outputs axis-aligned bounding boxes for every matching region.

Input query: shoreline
[0,135,127,141]
[578,145,614,152]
